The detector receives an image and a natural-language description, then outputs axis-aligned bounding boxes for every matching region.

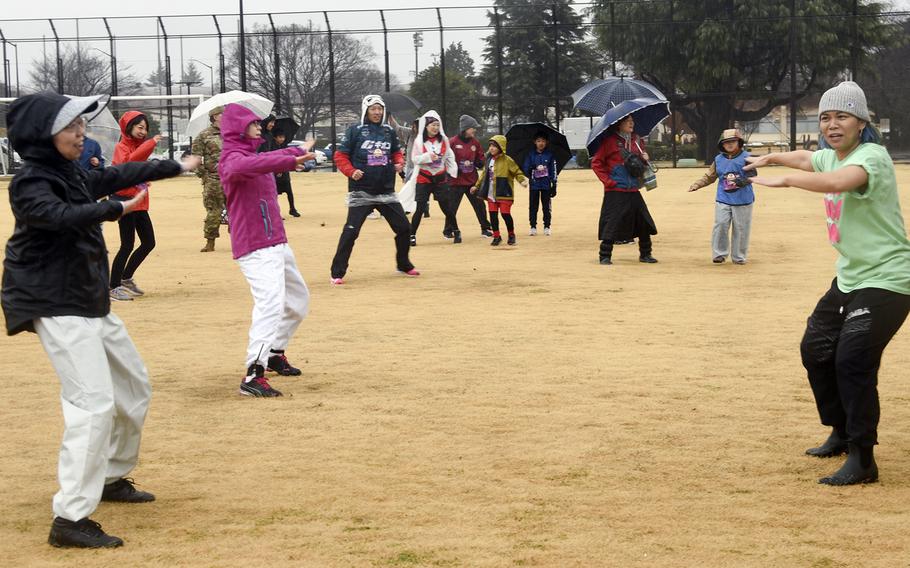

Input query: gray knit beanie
[459,114,481,132]
[818,81,871,122]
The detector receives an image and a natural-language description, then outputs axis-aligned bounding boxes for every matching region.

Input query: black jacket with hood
[2,92,183,335]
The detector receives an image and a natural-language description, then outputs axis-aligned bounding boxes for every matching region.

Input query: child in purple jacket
[218,103,315,397]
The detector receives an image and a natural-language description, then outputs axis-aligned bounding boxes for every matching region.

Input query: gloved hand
[549,183,557,198]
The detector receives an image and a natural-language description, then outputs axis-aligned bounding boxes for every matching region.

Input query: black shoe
[806,428,849,458]
[268,352,302,376]
[423,210,430,218]
[453,230,462,244]
[409,235,417,247]
[491,236,502,246]
[482,229,493,238]
[819,444,878,485]
[101,478,155,503]
[239,364,283,397]
[639,255,658,263]
[507,234,516,246]
[442,229,454,239]
[289,209,301,218]
[599,257,613,265]
[48,517,123,548]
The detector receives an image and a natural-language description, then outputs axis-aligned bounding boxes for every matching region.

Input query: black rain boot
[453,230,462,244]
[818,443,878,486]
[805,426,849,457]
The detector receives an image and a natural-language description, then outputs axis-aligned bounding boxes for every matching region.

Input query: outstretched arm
[751,165,867,194]
[85,159,184,199]
[744,150,813,173]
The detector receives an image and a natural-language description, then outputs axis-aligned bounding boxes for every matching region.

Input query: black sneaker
[599,257,613,265]
[409,235,417,247]
[48,517,123,548]
[453,231,462,244]
[239,364,283,397]
[482,229,493,238]
[639,255,658,263]
[289,209,301,218]
[507,234,516,246]
[442,229,454,239]
[268,353,302,376]
[101,478,155,503]
[491,236,502,246]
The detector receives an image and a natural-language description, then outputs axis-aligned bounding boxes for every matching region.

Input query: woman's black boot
[805,426,849,457]
[818,443,878,486]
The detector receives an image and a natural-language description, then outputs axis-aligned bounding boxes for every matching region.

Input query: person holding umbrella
[589,99,668,265]
[506,123,572,237]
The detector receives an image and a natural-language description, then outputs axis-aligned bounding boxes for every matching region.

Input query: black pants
[529,189,552,229]
[800,279,910,447]
[411,182,456,236]
[110,210,155,287]
[331,202,414,279]
[446,186,491,233]
[599,234,652,260]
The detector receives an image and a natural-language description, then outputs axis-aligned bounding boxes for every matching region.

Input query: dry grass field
[1,165,909,567]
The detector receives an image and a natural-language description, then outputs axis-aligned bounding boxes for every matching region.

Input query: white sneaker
[529,227,537,236]
[367,211,381,220]
[120,278,144,296]
[110,287,134,301]
[544,227,551,236]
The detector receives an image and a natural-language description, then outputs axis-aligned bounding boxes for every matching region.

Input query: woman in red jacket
[109,111,161,300]
[590,115,658,265]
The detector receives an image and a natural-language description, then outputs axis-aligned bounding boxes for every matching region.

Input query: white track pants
[237,243,310,368]
[34,313,150,521]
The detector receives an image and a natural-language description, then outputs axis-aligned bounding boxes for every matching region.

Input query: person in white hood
[408,111,458,244]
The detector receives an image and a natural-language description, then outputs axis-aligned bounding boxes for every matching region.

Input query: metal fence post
[669,0,677,168]
[158,17,174,159]
[214,16,226,94]
[324,12,337,173]
[789,0,797,151]
[494,7,504,132]
[0,30,9,98]
[48,19,63,93]
[552,4,560,129]
[102,18,118,97]
[268,14,281,112]
[239,0,247,91]
[437,8,446,125]
[380,10,390,93]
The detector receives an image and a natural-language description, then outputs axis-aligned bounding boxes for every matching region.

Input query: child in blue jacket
[688,129,756,264]
[522,132,557,236]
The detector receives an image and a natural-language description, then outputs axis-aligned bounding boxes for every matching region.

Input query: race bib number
[533,165,549,179]
[459,160,475,174]
[430,158,443,170]
[367,148,389,167]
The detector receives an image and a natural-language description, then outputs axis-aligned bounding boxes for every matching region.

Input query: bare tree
[227,22,385,133]
[29,45,141,96]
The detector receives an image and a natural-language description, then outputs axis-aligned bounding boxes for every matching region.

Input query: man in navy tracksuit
[330,94,418,284]
[521,132,557,235]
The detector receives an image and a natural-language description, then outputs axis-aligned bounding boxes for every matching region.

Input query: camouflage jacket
[192,125,222,184]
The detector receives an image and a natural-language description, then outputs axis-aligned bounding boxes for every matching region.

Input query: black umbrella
[273,116,300,140]
[382,92,422,124]
[505,123,572,175]
[571,77,666,116]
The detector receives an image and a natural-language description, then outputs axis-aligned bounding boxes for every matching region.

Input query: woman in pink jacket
[218,103,315,398]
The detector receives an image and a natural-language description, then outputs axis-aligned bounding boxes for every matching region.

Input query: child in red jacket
[109,111,161,300]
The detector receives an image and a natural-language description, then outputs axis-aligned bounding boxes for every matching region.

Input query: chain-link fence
[1,2,908,174]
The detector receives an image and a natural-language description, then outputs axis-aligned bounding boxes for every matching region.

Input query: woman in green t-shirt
[745,81,910,486]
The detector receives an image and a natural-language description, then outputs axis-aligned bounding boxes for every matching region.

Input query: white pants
[236,243,310,368]
[712,202,753,262]
[34,313,150,522]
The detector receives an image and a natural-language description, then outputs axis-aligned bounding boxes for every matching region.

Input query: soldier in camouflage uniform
[192,106,225,252]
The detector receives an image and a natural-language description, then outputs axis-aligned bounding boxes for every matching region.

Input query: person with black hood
[2,92,200,548]
[330,94,419,285]
[448,114,493,237]
[258,114,277,153]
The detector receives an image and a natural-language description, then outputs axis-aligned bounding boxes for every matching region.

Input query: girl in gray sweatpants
[688,129,755,264]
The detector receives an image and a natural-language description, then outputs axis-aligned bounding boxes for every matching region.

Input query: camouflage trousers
[202,184,226,239]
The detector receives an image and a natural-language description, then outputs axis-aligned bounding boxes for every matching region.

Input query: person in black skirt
[590,115,658,265]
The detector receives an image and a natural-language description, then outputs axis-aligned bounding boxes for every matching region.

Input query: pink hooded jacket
[218,103,305,259]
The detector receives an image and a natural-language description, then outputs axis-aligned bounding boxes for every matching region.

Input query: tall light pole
[190,58,214,96]
[412,32,423,79]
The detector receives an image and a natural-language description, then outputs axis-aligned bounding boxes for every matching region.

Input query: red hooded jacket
[112,111,159,210]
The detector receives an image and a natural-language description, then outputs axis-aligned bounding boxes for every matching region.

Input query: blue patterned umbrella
[585,98,671,155]
[571,77,666,116]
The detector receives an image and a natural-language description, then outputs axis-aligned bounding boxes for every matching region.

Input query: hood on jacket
[7,92,107,165]
[221,103,266,153]
[118,110,149,141]
[360,94,387,126]
[413,110,448,152]
[488,134,507,155]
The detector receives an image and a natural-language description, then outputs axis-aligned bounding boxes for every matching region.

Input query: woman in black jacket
[2,92,199,549]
